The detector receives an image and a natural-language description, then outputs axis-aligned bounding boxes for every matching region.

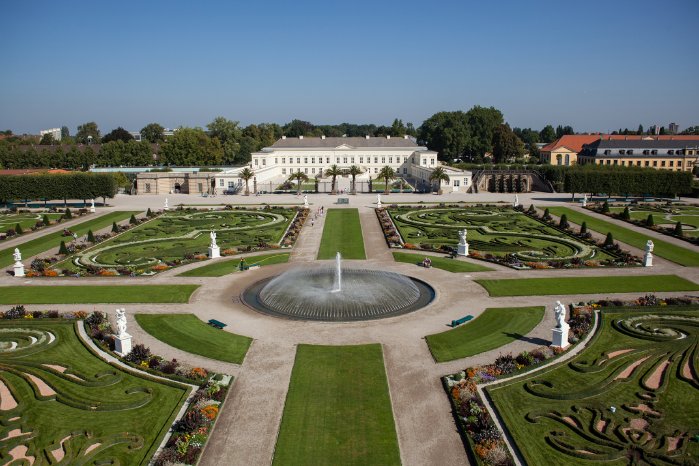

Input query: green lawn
[317,209,366,260]
[487,307,699,465]
[426,307,545,362]
[547,207,699,266]
[0,212,63,234]
[0,320,188,464]
[273,344,400,466]
[134,313,252,364]
[475,275,699,297]
[0,285,199,304]
[0,211,141,268]
[392,251,492,272]
[177,253,290,277]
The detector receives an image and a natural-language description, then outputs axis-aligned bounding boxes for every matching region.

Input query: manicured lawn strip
[0,320,188,465]
[134,313,251,364]
[426,307,545,362]
[486,307,699,465]
[392,251,492,272]
[475,275,699,297]
[547,207,699,266]
[273,344,400,466]
[0,211,141,268]
[177,253,290,277]
[0,213,64,234]
[317,209,366,260]
[0,284,199,304]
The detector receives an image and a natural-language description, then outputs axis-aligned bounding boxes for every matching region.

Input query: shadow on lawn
[503,332,549,346]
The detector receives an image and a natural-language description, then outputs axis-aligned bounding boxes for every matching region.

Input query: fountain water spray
[332,252,342,292]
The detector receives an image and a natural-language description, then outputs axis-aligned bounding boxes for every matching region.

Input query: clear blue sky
[1,0,697,135]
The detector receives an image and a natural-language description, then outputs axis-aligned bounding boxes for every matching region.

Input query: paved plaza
[5,191,699,465]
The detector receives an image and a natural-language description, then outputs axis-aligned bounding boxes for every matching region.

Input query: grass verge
[475,275,699,297]
[0,211,141,268]
[317,209,366,260]
[178,253,290,277]
[134,313,252,364]
[392,251,492,272]
[0,284,199,304]
[273,344,400,466]
[546,207,699,266]
[426,306,545,362]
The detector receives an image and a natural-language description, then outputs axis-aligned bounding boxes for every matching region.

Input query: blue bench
[337,198,349,204]
[208,319,227,329]
[451,315,473,327]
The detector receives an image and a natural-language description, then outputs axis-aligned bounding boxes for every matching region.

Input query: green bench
[208,319,227,329]
[337,198,349,204]
[451,315,473,328]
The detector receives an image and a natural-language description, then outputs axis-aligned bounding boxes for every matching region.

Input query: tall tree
[159,127,223,166]
[238,167,254,195]
[39,133,56,145]
[428,166,450,194]
[283,119,317,137]
[60,126,70,139]
[377,166,396,194]
[540,125,556,143]
[207,117,242,164]
[464,106,504,158]
[418,111,471,161]
[288,170,309,195]
[390,118,407,136]
[324,164,343,195]
[347,165,363,194]
[75,121,100,144]
[492,124,525,163]
[637,124,644,135]
[140,123,165,143]
[102,127,134,143]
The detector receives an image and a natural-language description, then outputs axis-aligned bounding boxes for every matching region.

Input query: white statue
[164,198,169,210]
[303,195,309,208]
[210,231,218,248]
[645,240,654,254]
[458,229,467,245]
[90,199,95,209]
[115,308,127,336]
[582,194,588,207]
[377,194,382,208]
[13,248,21,263]
[514,194,519,207]
[554,301,566,328]
[643,239,654,267]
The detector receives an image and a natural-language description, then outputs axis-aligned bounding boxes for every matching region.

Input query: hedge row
[563,166,692,197]
[0,172,117,203]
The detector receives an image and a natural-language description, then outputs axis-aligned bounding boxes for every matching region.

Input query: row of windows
[280,167,412,175]
[253,156,435,166]
[595,159,690,168]
[603,149,696,156]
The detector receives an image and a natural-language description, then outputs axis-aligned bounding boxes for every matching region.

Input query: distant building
[577,136,699,171]
[39,128,61,141]
[129,131,142,142]
[669,122,679,134]
[539,135,600,166]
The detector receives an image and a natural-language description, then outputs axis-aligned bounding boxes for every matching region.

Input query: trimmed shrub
[58,240,69,255]
[580,221,587,235]
[64,208,72,219]
[559,214,569,229]
[15,223,23,235]
[621,206,631,220]
[646,214,654,226]
[43,214,50,226]
[112,221,118,233]
[146,208,153,217]
[603,232,614,248]
[129,214,137,224]
[124,344,151,364]
[87,229,96,242]
[673,221,683,236]
[601,200,609,213]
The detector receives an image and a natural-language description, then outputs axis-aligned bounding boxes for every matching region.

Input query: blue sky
[1,0,697,134]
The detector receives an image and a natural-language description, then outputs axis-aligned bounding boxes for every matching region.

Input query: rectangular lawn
[178,253,290,277]
[134,313,252,364]
[392,251,492,272]
[546,207,699,266]
[273,344,400,466]
[475,275,699,297]
[426,306,545,362]
[0,211,141,268]
[317,208,366,260]
[0,284,199,304]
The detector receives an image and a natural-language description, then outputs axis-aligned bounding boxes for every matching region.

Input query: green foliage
[14,223,23,235]
[621,206,631,220]
[159,127,223,166]
[564,166,693,197]
[603,232,614,247]
[580,221,587,235]
[130,214,137,224]
[428,166,450,193]
[75,121,100,143]
[540,124,556,143]
[646,214,654,226]
[318,209,366,260]
[674,220,683,236]
[146,208,153,217]
[288,170,309,194]
[559,214,569,229]
[42,214,50,225]
[377,165,396,193]
[0,285,199,304]
[391,252,492,272]
[112,221,118,233]
[178,253,290,277]
[64,207,72,219]
[323,164,343,194]
[87,229,96,242]
[0,173,117,203]
[492,123,525,163]
[601,200,610,213]
[140,122,165,143]
[238,167,254,195]
[102,126,134,143]
[58,240,69,255]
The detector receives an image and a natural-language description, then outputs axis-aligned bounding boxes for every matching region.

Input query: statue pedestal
[208,245,220,259]
[13,262,24,278]
[551,324,570,349]
[114,333,132,357]
[643,253,653,267]
[457,242,469,257]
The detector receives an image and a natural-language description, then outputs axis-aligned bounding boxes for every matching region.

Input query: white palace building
[137,135,472,195]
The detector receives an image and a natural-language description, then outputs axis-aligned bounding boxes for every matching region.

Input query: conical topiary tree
[146,208,153,217]
[601,201,609,213]
[58,240,69,255]
[646,214,654,227]
[87,229,96,243]
[527,204,536,215]
[42,214,50,226]
[543,208,551,221]
[580,221,588,235]
[14,223,23,235]
[621,206,631,220]
[112,221,119,233]
[129,214,137,224]
[64,208,72,219]
[674,221,683,237]
[559,214,569,229]
[603,232,614,248]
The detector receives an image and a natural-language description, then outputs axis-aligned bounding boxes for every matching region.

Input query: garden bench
[208,319,227,329]
[337,198,349,204]
[450,315,473,327]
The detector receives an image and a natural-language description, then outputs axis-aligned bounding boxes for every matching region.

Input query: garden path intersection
[3,191,699,465]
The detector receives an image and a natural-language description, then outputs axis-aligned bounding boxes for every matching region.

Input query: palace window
[262,159,266,165]
[374,167,378,173]
[297,158,301,164]
[282,158,286,164]
[389,157,393,163]
[312,157,315,164]
[661,161,666,167]
[219,179,224,187]
[669,160,674,167]
[326,157,330,163]
[430,158,435,165]
[343,157,348,163]
[228,181,235,188]
[275,158,278,164]
[145,183,151,193]
[254,159,258,166]
[653,161,658,167]
[305,168,308,173]
[304,158,308,164]
[282,168,286,175]
[645,161,650,166]
[403,168,407,174]
[360,157,364,163]
[351,157,355,163]
[312,168,315,174]
[381,157,385,163]
[374,157,378,163]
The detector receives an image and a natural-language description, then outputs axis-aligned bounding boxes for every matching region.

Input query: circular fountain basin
[242,267,435,322]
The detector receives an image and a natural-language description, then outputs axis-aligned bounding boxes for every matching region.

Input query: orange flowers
[200,405,218,420]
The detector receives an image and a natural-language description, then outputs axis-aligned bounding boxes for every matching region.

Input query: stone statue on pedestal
[643,239,654,267]
[90,199,96,213]
[13,248,21,263]
[115,308,127,337]
[582,194,588,208]
[514,194,519,207]
[554,300,566,328]
[210,231,217,248]
[377,194,382,208]
[458,229,467,245]
[457,229,469,256]
[113,308,132,356]
[551,300,570,348]
[303,195,309,208]
[164,198,169,210]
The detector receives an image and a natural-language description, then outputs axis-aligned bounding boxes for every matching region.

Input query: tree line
[0,173,118,204]
[563,166,692,197]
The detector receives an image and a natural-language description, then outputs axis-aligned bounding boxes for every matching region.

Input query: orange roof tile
[540,135,600,153]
